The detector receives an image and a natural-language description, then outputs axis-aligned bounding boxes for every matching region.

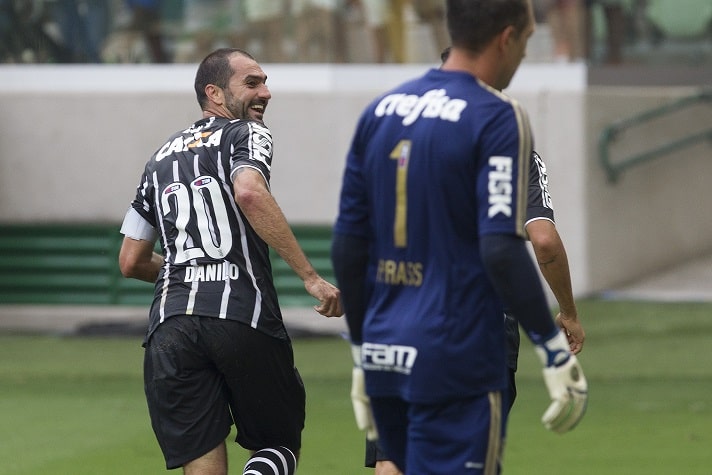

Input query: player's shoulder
[362,69,470,126]
[427,71,525,122]
[531,150,548,167]
[216,119,271,150]
[222,118,270,136]
[480,83,525,114]
[365,69,437,109]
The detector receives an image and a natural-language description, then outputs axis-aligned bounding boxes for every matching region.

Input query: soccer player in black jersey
[119,48,342,475]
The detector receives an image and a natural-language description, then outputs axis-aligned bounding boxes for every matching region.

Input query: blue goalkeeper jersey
[334,68,533,403]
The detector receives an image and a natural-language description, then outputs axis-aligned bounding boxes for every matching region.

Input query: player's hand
[305,277,343,318]
[535,331,588,434]
[350,345,378,441]
[555,311,585,354]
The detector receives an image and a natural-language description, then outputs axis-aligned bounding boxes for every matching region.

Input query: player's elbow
[530,232,559,258]
[234,186,263,212]
[528,224,563,262]
[119,254,141,279]
[118,245,145,279]
[233,168,270,213]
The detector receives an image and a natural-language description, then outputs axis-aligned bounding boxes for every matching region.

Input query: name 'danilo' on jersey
[374,88,467,126]
[184,262,240,283]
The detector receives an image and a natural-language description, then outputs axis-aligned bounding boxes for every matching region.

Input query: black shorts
[144,316,306,469]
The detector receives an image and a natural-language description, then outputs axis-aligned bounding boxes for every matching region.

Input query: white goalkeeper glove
[535,331,588,434]
[350,345,378,441]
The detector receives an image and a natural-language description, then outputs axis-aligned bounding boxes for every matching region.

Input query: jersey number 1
[390,140,411,248]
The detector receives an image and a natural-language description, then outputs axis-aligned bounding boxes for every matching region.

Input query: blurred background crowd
[1,0,711,66]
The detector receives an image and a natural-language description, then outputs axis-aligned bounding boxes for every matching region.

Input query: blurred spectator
[411,0,448,57]
[629,0,663,47]
[360,0,408,63]
[102,0,145,63]
[178,0,225,62]
[52,0,110,62]
[332,0,353,62]
[358,0,447,63]
[358,0,388,62]
[244,0,286,62]
[541,0,585,62]
[387,0,408,63]
[584,0,625,64]
[0,0,16,60]
[125,0,169,62]
[175,0,249,63]
[224,0,249,52]
[291,0,347,63]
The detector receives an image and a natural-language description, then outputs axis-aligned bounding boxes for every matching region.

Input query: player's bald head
[195,48,255,109]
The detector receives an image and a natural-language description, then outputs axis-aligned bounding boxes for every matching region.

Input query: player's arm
[525,151,584,352]
[118,208,163,283]
[480,116,585,432]
[119,236,163,283]
[232,167,342,318]
[526,219,584,353]
[331,232,369,343]
[331,129,376,440]
[331,231,378,440]
[481,233,555,340]
[481,233,587,433]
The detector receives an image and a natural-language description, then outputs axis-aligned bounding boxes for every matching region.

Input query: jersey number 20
[161,176,233,263]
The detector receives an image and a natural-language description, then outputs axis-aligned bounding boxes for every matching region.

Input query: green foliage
[0,299,710,474]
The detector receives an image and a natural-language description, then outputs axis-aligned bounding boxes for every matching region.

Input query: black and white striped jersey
[506,150,556,371]
[129,116,288,341]
[526,151,555,225]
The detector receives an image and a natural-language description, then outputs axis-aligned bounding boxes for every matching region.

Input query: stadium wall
[0,63,709,298]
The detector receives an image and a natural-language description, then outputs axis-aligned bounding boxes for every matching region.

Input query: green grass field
[0,299,710,474]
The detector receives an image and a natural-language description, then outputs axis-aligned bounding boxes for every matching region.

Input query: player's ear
[205,84,224,105]
[498,25,516,52]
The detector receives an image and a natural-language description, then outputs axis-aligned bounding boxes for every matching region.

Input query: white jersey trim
[230,164,270,191]
[120,208,158,242]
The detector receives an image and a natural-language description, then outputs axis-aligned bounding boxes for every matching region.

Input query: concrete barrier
[1,63,709,298]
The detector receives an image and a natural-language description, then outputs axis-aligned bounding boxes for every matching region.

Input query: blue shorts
[365,368,516,468]
[371,392,505,474]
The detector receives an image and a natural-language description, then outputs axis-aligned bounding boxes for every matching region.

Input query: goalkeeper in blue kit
[362,50,586,475]
[361,149,586,474]
[331,0,588,473]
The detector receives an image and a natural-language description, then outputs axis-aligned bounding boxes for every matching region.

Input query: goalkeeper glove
[350,345,378,441]
[535,331,588,434]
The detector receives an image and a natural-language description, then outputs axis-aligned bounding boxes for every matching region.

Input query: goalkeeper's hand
[535,331,588,434]
[350,345,378,441]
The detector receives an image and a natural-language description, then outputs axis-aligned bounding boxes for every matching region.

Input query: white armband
[120,208,158,242]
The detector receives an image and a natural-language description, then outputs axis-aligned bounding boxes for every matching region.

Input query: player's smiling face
[224,54,271,123]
